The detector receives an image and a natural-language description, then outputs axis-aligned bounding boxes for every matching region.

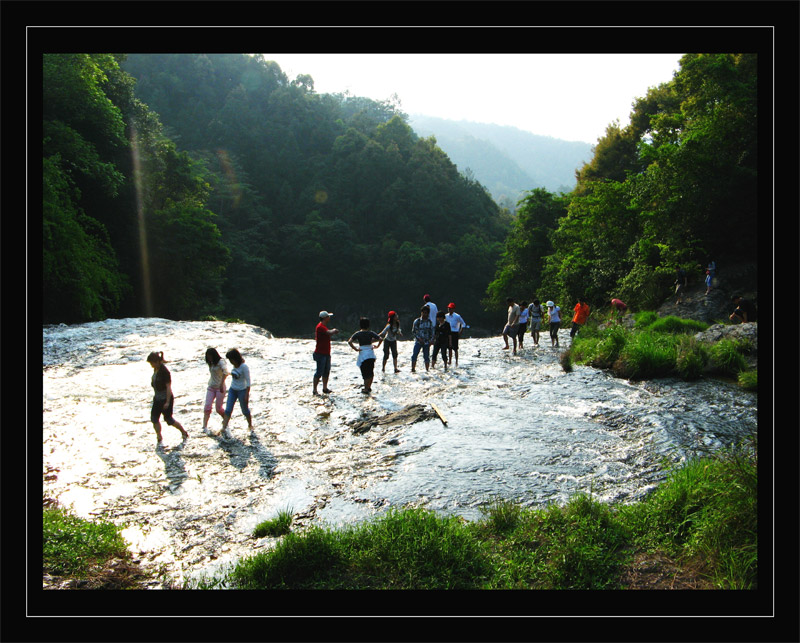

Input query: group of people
[312,295,469,395]
[145,347,253,444]
[502,297,596,354]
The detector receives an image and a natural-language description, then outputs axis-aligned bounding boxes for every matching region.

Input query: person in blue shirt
[411,305,434,373]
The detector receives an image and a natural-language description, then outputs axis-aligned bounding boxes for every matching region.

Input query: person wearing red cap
[444,303,467,367]
[378,311,403,373]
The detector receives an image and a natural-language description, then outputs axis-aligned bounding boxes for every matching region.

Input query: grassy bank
[43,498,150,589]
[565,313,757,385]
[186,441,756,590]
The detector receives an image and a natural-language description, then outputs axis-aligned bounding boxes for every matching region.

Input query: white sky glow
[258,53,683,144]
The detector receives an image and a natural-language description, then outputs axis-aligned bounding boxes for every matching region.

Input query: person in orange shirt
[570,297,591,339]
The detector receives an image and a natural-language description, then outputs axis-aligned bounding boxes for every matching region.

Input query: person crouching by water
[202,348,228,433]
[411,305,434,372]
[379,311,403,373]
[314,311,339,395]
[431,311,452,371]
[146,351,188,446]
[348,317,383,394]
[220,348,252,439]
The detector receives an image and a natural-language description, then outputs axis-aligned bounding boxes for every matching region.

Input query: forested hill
[44,53,511,336]
[408,115,593,207]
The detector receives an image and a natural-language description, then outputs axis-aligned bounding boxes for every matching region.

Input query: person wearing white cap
[546,301,561,347]
[313,311,339,395]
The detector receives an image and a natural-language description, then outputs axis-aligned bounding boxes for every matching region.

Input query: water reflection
[42,318,757,585]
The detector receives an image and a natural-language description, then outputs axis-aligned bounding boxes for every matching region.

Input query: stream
[41,318,757,587]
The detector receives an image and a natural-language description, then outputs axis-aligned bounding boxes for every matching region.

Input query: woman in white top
[546,301,561,347]
[221,348,252,438]
[203,348,229,432]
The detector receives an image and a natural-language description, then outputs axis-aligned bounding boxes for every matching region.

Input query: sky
[259,54,684,144]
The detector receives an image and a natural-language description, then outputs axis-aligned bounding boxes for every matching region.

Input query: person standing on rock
[546,301,561,347]
[705,260,717,296]
[313,311,339,395]
[411,305,434,372]
[348,317,383,394]
[422,294,438,322]
[379,311,403,373]
[221,348,253,438]
[528,299,544,346]
[202,348,229,433]
[675,267,688,305]
[445,302,467,367]
[502,297,521,354]
[570,297,591,339]
[146,351,189,445]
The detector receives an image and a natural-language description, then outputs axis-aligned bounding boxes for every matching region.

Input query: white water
[41,318,757,586]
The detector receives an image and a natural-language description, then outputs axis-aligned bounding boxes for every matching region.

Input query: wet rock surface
[41,318,757,587]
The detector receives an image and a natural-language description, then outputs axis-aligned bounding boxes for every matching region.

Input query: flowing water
[41,318,757,586]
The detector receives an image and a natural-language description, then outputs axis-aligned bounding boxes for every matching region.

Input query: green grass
[253,508,294,538]
[737,369,757,390]
[186,444,757,591]
[708,338,750,376]
[43,500,131,577]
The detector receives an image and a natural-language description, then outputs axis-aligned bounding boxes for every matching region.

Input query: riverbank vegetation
[563,312,757,386]
[182,439,756,590]
[43,439,756,591]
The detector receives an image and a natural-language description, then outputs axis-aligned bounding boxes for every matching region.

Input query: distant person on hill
[445,303,467,367]
[146,351,189,445]
[411,305,434,373]
[422,294,438,322]
[611,298,627,324]
[517,301,529,349]
[546,301,561,347]
[528,299,544,346]
[202,348,229,433]
[570,298,591,339]
[502,297,521,354]
[378,311,403,374]
[348,317,383,394]
[431,311,452,371]
[729,295,757,323]
[705,260,716,296]
[221,348,253,438]
[675,267,688,305]
[313,311,339,395]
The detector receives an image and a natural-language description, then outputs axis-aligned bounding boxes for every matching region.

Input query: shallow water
[41,318,757,586]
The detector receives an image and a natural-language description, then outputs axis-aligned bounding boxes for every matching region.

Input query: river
[41,318,757,587]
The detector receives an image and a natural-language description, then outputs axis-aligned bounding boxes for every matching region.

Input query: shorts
[151,395,176,425]
[503,324,519,335]
[449,333,459,351]
[529,320,541,331]
[313,352,331,378]
[383,340,398,358]
[359,358,376,379]
[549,321,561,338]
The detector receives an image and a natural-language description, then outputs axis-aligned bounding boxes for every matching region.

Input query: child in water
[146,351,188,445]
[220,348,253,439]
[202,348,228,433]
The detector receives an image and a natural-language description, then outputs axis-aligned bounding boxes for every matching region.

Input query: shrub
[253,508,293,538]
[614,331,676,379]
[675,337,709,380]
[634,311,659,329]
[648,315,708,334]
[709,338,749,376]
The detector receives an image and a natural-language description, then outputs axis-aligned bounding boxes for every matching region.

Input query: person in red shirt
[313,311,339,395]
[570,298,591,339]
[610,298,627,324]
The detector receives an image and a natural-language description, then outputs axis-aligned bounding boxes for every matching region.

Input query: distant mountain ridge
[408,115,593,207]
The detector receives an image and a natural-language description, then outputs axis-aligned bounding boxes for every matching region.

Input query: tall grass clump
[737,369,757,390]
[634,310,659,329]
[253,508,293,538]
[674,336,710,380]
[708,338,750,376]
[618,438,757,589]
[571,324,629,369]
[648,315,709,334]
[43,501,131,577]
[613,331,676,379]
